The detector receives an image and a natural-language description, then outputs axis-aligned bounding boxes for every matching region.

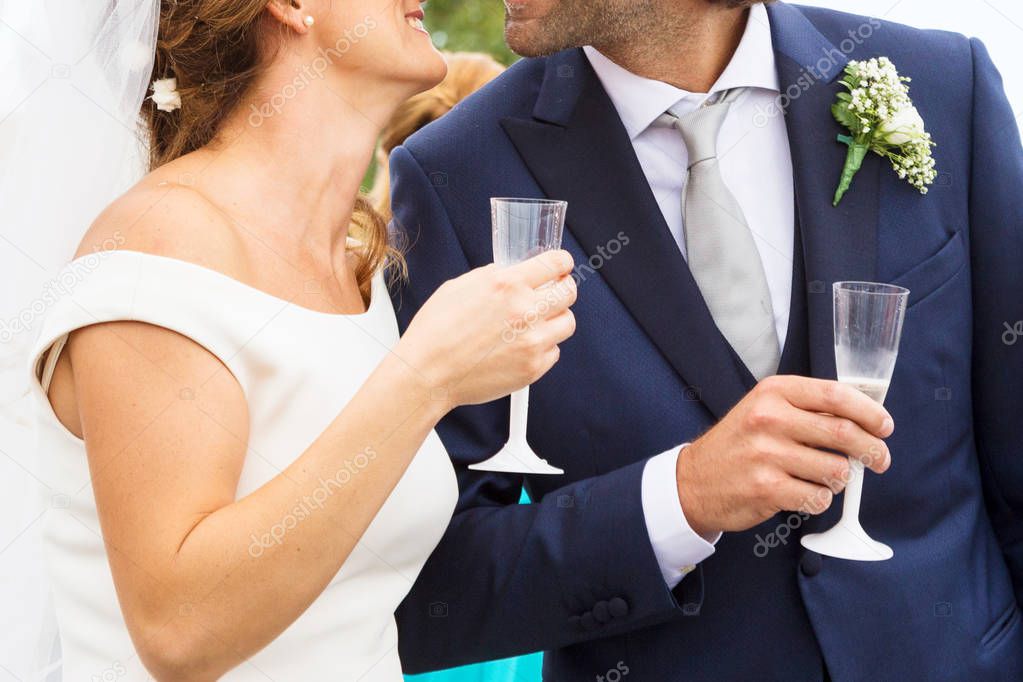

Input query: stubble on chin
[504,0,765,59]
[504,0,656,58]
[503,14,570,58]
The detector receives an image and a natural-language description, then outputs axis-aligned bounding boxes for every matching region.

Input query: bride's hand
[396,250,577,409]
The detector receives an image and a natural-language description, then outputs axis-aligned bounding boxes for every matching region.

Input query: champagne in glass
[800,282,909,561]
[841,377,890,403]
[468,198,567,475]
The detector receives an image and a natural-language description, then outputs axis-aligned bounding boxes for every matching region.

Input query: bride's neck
[207,58,409,259]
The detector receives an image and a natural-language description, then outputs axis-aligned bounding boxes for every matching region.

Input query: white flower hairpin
[151,77,182,113]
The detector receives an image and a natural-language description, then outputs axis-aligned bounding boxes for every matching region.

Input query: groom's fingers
[775,477,835,516]
[511,250,575,288]
[775,443,853,491]
[772,376,894,438]
[788,410,891,475]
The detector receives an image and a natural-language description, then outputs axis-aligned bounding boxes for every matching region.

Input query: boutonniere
[831,57,936,206]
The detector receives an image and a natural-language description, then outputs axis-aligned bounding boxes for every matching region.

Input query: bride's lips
[405,9,429,36]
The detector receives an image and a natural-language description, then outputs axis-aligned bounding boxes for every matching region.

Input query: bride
[23,0,575,679]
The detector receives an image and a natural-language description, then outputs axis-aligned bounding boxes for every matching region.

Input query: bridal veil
[0,1,158,677]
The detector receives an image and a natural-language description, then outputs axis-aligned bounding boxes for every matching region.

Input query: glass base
[800,521,893,561]
[468,442,564,475]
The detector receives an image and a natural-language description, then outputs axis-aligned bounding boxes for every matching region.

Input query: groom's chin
[503,0,576,57]
[504,21,544,58]
[504,18,568,58]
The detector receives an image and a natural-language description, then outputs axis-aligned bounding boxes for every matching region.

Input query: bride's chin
[406,55,449,93]
[425,60,449,89]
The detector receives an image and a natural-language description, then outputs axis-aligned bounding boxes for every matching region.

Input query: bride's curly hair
[142,0,400,294]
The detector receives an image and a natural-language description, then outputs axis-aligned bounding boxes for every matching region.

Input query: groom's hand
[676,375,896,538]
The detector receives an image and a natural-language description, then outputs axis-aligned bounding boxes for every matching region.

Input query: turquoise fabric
[405,654,542,682]
[404,489,541,682]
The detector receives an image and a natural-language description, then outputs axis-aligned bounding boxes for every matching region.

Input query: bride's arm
[64,207,576,681]
[71,319,440,680]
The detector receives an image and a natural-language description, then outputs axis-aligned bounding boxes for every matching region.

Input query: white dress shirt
[583,2,796,588]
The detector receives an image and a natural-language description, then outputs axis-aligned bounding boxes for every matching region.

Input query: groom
[388,0,1023,679]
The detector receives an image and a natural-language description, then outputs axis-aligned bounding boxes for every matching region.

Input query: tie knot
[657,92,736,168]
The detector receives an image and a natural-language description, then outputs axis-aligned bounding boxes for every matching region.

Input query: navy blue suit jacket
[388,3,1023,679]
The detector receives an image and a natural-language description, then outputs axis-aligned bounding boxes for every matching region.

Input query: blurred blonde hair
[371,52,506,221]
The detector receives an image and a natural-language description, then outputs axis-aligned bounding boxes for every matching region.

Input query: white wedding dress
[26,249,458,680]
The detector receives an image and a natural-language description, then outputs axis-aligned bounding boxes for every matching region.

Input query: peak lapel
[501,50,754,419]
[768,3,881,380]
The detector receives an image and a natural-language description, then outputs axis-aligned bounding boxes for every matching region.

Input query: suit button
[800,552,822,577]
[593,600,611,623]
[608,597,629,618]
[580,611,598,631]
[682,602,700,616]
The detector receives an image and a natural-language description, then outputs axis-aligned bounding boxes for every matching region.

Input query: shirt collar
[582,3,779,140]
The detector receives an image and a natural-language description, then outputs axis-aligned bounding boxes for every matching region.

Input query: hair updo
[142,0,398,293]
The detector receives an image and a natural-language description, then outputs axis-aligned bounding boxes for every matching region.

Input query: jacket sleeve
[387,144,691,673]
[967,38,1023,605]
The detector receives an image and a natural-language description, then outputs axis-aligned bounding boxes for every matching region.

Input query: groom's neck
[594,4,749,93]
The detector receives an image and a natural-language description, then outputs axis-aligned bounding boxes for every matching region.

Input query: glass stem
[841,457,865,527]
[508,387,529,442]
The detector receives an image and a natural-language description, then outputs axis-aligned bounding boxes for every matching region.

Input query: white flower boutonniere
[151,77,181,113]
[831,57,936,206]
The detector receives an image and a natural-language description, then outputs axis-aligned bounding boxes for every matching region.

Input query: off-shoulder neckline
[67,249,383,320]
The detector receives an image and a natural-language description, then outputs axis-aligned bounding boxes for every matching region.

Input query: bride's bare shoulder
[75,162,246,277]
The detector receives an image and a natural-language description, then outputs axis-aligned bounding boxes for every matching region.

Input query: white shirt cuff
[641,445,721,589]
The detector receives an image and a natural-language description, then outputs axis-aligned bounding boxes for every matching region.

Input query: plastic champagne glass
[800,281,909,561]
[468,198,567,475]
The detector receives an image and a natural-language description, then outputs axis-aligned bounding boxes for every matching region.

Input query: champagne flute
[800,281,909,561]
[469,198,567,475]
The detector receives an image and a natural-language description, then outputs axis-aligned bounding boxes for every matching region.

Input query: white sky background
[804,0,1023,134]
[0,0,1020,677]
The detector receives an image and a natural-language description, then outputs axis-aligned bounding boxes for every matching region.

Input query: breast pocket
[891,230,967,309]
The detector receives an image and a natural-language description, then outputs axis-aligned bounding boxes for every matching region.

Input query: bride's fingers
[534,345,561,379]
[538,310,576,346]
[511,249,575,288]
[532,275,577,318]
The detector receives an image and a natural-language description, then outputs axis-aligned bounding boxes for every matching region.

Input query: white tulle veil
[0,1,159,678]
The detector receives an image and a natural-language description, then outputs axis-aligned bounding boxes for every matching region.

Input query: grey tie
[658,90,780,380]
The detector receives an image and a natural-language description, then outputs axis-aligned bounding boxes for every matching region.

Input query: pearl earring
[303,15,315,27]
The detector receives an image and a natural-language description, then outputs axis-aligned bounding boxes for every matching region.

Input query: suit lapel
[502,50,754,419]
[769,2,881,380]
[499,1,882,413]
